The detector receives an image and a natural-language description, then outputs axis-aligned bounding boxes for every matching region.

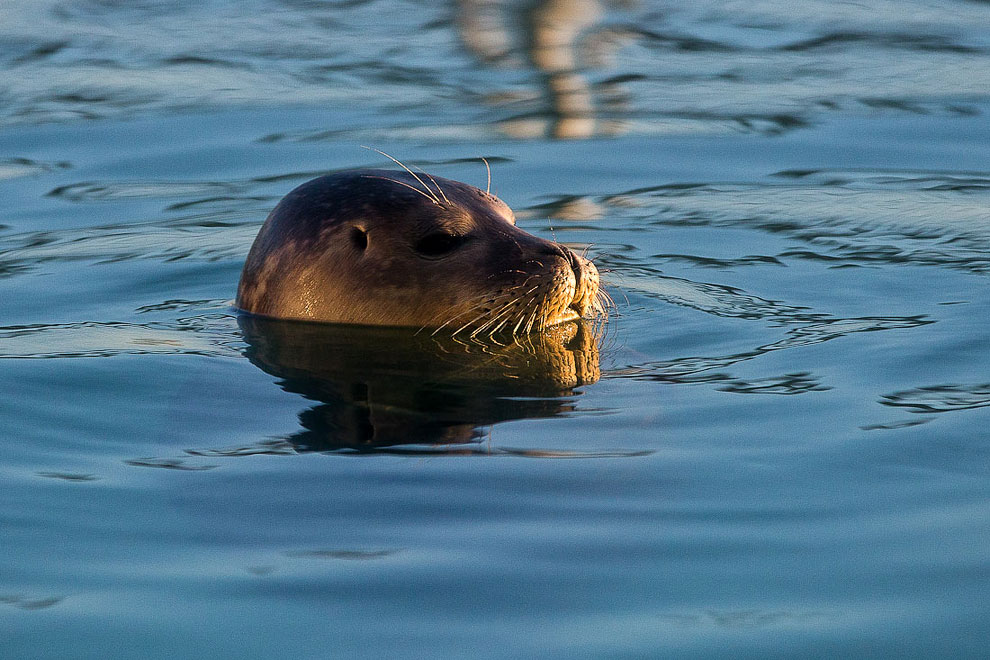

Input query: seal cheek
[237,250,288,316]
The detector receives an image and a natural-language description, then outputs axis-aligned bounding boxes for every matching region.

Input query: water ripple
[283,549,399,561]
[880,384,990,413]
[762,317,933,350]
[594,169,990,274]
[47,180,242,201]
[36,471,101,482]
[0,313,241,359]
[660,608,833,629]
[609,271,827,324]
[0,222,259,272]
[186,439,298,457]
[717,372,831,395]
[861,418,934,431]
[183,437,653,459]
[123,457,218,471]
[779,32,988,55]
[0,594,63,611]
[44,169,333,204]
[0,157,70,181]
[612,316,932,382]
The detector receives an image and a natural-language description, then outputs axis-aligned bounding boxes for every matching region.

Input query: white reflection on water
[1,0,988,137]
[0,316,240,359]
[0,222,260,265]
[0,157,70,180]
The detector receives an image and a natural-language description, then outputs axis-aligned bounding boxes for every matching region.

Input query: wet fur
[237,168,606,339]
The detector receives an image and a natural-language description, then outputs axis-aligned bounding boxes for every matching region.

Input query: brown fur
[237,169,601,337]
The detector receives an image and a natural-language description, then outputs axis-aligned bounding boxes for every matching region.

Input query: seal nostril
[539,242,568,258]
[559,246,581,275]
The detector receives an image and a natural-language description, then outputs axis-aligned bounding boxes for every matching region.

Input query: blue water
[2,1,990,658]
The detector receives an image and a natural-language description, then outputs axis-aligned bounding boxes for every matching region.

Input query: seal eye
[415,232,465,258]
[350,227,368,251]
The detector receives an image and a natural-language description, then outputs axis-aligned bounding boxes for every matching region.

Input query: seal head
[236,169,600,336]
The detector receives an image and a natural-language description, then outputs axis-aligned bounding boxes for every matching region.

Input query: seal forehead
[443,178,516,225]
[350,169,516,225]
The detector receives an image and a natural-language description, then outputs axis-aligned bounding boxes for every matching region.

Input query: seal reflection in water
[238,316,601,453]
[236,169,604,336]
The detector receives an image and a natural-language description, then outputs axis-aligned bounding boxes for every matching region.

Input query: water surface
[2,1,989,658]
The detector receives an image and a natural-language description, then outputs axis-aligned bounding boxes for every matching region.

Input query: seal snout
[570,253,600,318]
[534,240,599,318]
[556,245,599,319]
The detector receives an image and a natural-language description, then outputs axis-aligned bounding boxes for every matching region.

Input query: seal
[236,168,603,337]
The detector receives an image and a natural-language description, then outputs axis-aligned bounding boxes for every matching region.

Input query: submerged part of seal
[236,169,601,336]
[238,316,601,452]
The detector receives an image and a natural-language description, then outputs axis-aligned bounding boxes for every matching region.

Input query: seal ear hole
[350,227,368,251]
[415,232,465,258]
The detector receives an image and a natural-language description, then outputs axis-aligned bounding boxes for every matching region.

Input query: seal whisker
[492,319,518,344]
[475,293,523,336]
[471,299,512,333]
[524,290,546,336]
[450,311,493,338]
[471,307,514,345]
[431,307,483,336]
[523,305,541,336]
[415,167,452,207]
[425,301,471,334]
[488,312,514,339]
[427,287,520,336]
[468,308,502,338]
[361,146,441,205]
[488,269,527,279]
[361,176,440,206]
[591,286,607,311]
[481,157,491,195]
[464,290,527,338]
[470,307,512,341]
[437,294,510,338]
[511,290,541,337]
[440,292,513,335]
[474,286,537,340]
[602,280,629,307]
[597,287,615,313]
